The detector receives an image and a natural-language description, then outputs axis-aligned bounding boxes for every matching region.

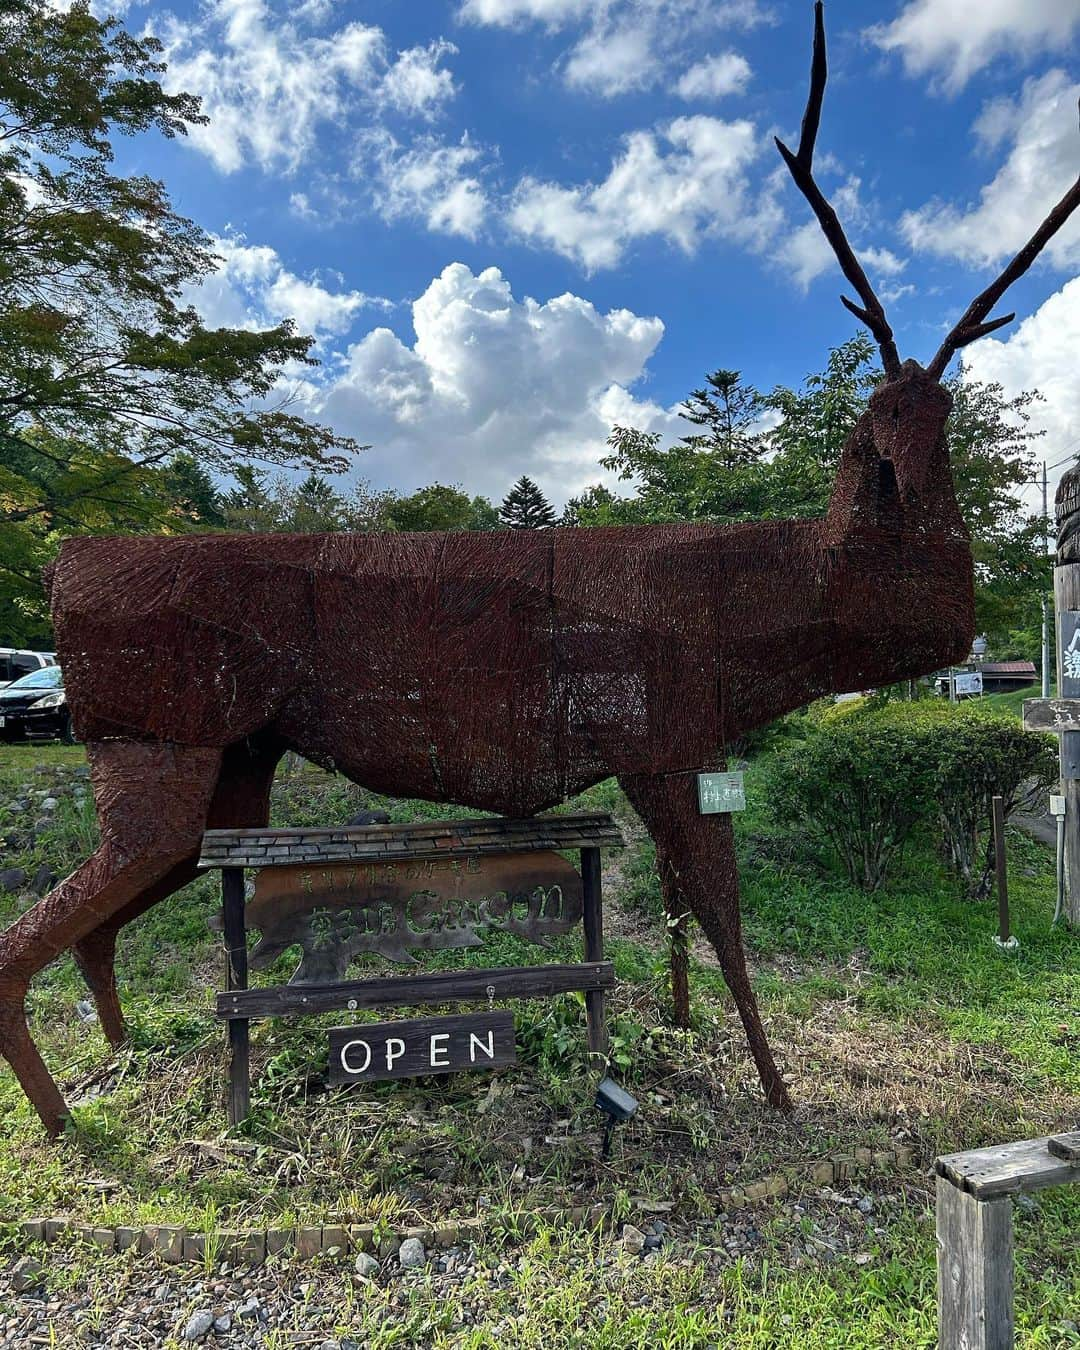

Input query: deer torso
[52,457,973,815]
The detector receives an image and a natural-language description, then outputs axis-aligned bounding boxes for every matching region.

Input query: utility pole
[1053,465,1080,927]
[1042,460,1051,698]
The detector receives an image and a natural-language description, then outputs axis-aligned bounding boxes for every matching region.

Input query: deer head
[778,2,1080,537]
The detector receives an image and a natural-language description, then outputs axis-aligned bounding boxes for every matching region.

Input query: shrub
[766,700,1056,895]
[766,715,937,891]
[894,702,1056,898]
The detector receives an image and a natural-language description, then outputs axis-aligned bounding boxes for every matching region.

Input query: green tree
[161,454,225,528]
[385,483,500,532]
[680,369,765,470]
[499,476,556,529]
[0,1,359,617]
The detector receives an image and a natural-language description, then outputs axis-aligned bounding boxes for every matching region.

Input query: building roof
[977,661,1037,675]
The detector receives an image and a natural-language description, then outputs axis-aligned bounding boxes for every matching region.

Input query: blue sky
[110,0,1080,506]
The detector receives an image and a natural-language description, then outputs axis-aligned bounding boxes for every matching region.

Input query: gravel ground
[0,1188,909,1348]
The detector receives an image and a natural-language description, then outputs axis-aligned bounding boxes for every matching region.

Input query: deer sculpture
[3,2,1079,1136]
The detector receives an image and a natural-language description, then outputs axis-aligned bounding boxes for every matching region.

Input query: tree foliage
[384,483,500,533]
[0,0,360,632]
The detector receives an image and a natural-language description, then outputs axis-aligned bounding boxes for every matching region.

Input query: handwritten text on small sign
[328,1011,516,1085]
[1023,698,1080,734]
[697,772,746,815]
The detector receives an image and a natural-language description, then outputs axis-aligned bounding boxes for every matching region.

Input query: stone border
[11,1146,917,1267]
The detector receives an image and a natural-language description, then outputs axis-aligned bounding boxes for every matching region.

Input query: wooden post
[936,1178,1014,1350]
[667,904,691,1030]
[1054,466,1080,927]
[222,866,250,1126]
[580,847,608,1059]
[935,1131,1080,1350]
[992,795,1009,944]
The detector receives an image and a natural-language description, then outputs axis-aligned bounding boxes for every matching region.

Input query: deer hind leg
[620,772,792,1111]
[0,740,222,1135]
[70,736,282,1049]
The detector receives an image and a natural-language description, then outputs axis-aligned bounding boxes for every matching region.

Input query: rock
[213,1314,232,1333]
[620,1224,647,1255]
[75,1000,98,1023]
[182,1309,214,1341]
[31,864,56,896]
[0,868,27,893]
[11,1256,43,1292]
[318,1341,341,1350]
[237,1295,260,1319]
[39,797,58,812]
[73,765,91,779]
[397,1238,426,1270]
[353,1252,379,1278]
[855,1197,874,1216]
[346,809,391,826]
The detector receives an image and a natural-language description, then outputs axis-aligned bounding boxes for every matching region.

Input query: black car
[0,666,75,743]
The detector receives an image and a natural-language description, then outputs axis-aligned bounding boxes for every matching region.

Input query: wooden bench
[935,1132,1080,1349]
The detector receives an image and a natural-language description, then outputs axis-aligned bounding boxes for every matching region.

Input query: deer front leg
[0,740,222,1135]
[620,772,792,1111]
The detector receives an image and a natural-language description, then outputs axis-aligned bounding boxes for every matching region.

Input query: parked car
[0,649,56,690]
[0,666,74,743]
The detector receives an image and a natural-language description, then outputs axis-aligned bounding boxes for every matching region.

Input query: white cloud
[310,263,681,500]
[365,133,489,239]
[509,115,776,270]
[963,277,1080,505]
[901,71,1080,269]
[381,40,460,118]
[159,0,458,174]
[861,247,908,278]
[191,235,391,339]
[461,0,768,99]
[458,0,595,25]
[869,0,1080,93]
[676,52,752,101]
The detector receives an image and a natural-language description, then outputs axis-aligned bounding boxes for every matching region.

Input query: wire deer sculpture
[3,1,1079,1135]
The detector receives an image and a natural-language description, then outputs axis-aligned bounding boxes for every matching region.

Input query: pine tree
[679,369,764,470]
[499,476,557,529]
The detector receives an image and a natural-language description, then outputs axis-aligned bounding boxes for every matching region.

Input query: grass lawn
[0,738,1077,1347]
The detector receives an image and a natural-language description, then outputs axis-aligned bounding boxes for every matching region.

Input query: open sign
[327,1011,516,1084]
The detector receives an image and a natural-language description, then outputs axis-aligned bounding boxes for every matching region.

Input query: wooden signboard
[198,813,623,1124]
[246,850,583,983]
[328,1011,516,1084]
[1023,698,1080,734]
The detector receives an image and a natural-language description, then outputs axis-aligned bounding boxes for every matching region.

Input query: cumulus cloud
[159,0,459,174]
[309,263,681,499]
[460,0,768,99]
[191,235,391,340]
[509,115,778,270]
[868,0,1080,93]
[901,71,1080,269]
[365,133,489,239]
[963,278,1080,506]
[676,52,752,101]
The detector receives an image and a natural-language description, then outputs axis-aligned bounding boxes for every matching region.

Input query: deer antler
[776,2,902,380]
[927,126,1080,379]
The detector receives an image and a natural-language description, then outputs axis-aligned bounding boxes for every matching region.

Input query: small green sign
[697,772,746,815]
